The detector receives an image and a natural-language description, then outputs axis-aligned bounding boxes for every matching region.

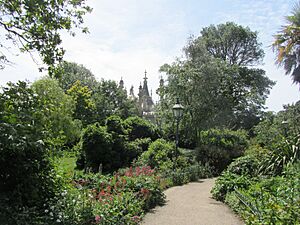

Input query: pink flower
[131,215,140,222]
[95,215,101,223]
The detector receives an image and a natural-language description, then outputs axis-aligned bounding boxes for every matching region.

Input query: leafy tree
[31,77,81,148]
[0,0,92,75]
[123,116,160,141]
[92,79,139,122]
[186,22,264,66]
[273,3,300,84]
[67,80,96,126]
[254,100,300,148]
[81,123,113,172]
[196,129,249,174]
[0,81,58,207]
[159,23,274,141]
[58,61,97,91]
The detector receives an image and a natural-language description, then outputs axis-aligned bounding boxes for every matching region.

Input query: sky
[0,0,299,112]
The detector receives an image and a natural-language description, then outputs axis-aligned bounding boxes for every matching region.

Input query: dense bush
[123,116,160,141]
[257,136,300,176]
[227,155,259,177]
[230,162,300,224]
[79,116,157,173]
[32,77,82,151]
[196,129,248,174]
[0,82,59,206]
[81,123,114,172]
[136,139,176,172]
[211,171,252,202]
[165,163,213,187]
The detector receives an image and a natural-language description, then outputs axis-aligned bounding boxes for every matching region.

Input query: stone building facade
[120,70,156,121]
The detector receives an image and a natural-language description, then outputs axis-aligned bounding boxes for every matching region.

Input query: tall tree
[186,22,264,66]
[159,23,274,142]
[273,2,300,84]
[58,61,97,91]
[31,77,81,147]
[92,79,139,122]
[0,0,92,75]
[67,80,96,126]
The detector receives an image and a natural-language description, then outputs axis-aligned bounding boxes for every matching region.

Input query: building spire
[119,77,124,89]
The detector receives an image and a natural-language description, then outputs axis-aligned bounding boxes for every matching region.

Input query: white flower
[61,190,67,196]
[45,209,49,213]
[49,212,53,217]
[56,219,61,223]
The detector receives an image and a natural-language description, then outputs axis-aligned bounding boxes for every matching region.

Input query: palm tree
[273,2,300,84]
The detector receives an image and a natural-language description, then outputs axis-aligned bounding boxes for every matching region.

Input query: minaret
[119,77,124,89]
[138,82,143,99]
[129,85,135,97]
[143,70,150,97]
[157,75,164,100]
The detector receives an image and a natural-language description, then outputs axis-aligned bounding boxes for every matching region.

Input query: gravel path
[142,178,244,225]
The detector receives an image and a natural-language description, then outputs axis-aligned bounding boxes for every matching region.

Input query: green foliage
[67,80,96,126]
[211,171,252,202]
[93,80,139,122]
[81,123,113,172]
[158,22,274,143]
[166,163,213,187]
[196,129,248,174]
[58,61,97,91]
[124,116,160,141]
[233,163,300,224]
[273,3,300,84]
[137,139,175,171]
[187,22,264,66]
[80,117,155,173]
[32,77,81,150]
[212,105,300,224]
[227,155,259,177]
[71,166,165,224]
[258,136,300,176]
[0,81,59,208]
[0,0,92,75]
[254,101,300,148]
[106,115,126,134]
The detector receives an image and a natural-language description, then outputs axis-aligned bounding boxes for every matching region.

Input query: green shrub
[0,81,59,207]
[211,171,252,202]
[106,115,126,134]
[136,139,175,172]
[123,116,160,141]
[227,155,259,177]
[196,129,248,174]
[235,164,300,224]
[81,123,113,172]
[257,136,300,176]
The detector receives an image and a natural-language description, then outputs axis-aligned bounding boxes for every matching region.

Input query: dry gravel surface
[142,178,244,225]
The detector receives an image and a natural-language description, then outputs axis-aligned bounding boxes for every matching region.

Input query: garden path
[141,178,244,225]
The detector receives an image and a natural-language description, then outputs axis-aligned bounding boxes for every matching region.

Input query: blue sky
[1,0,299,112]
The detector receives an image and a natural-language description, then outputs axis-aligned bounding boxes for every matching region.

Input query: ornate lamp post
[172,98,184,170]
